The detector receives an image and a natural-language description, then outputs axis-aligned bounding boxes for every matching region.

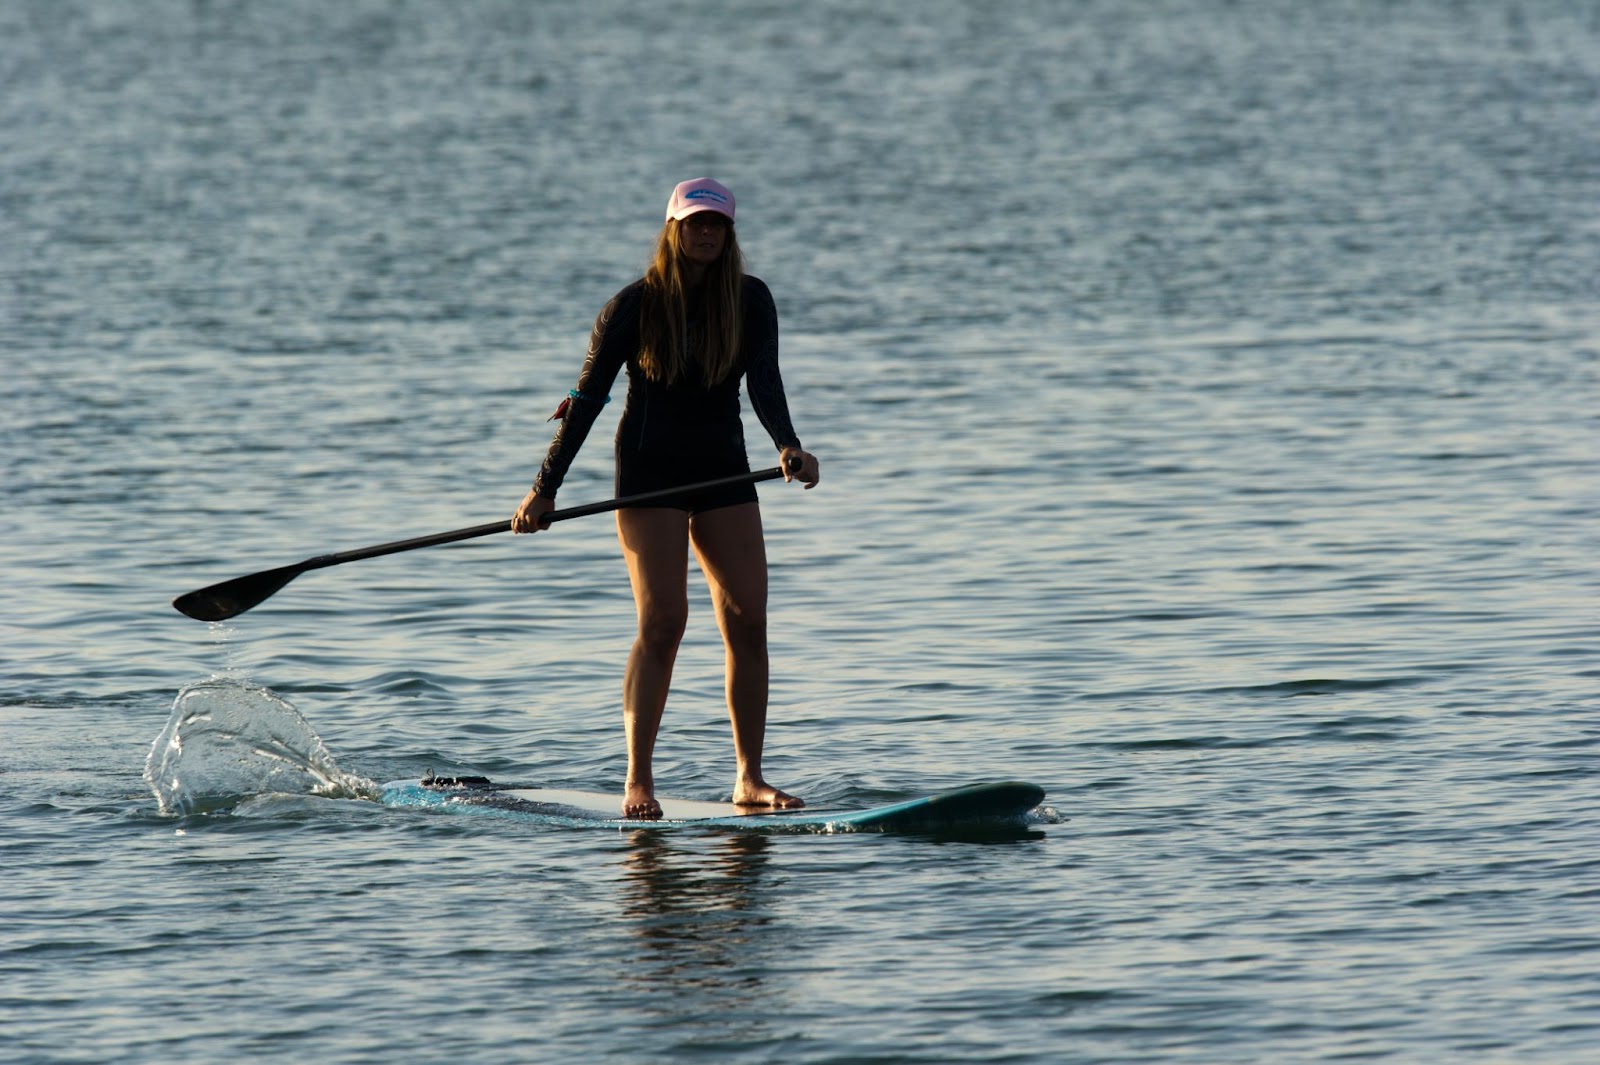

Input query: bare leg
[690,503,804,809]
[616,508,690,819]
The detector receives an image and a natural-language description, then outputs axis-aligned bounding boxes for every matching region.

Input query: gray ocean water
[4,1,1598,1061]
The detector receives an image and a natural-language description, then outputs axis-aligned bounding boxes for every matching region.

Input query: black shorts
[614,442,757,515]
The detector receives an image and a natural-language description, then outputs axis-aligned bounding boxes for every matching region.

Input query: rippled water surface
[4,1,1598,1062]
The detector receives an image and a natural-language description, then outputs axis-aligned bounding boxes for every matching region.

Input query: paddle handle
[297,464,792,573]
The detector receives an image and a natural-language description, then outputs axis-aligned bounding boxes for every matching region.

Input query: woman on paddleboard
[512,177,820,820]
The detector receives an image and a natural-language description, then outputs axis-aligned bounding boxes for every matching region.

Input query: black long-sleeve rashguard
[532,275,803,509]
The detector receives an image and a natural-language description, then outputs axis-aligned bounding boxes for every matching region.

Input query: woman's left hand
[780,447,820,489]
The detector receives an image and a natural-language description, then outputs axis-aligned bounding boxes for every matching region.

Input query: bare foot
[733,779,805,809]
[623,782,662,820]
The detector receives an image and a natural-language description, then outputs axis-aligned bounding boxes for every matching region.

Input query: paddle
[172,464,796,622]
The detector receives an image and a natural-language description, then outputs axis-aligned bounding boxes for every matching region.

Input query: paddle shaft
[298,464,791,572]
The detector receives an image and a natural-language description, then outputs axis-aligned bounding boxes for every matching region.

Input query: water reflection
[615,831,780,999]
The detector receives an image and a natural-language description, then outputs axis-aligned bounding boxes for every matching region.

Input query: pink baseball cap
[666,177,735,223]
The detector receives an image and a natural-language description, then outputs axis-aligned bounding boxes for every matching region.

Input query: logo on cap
[685,188,729,205]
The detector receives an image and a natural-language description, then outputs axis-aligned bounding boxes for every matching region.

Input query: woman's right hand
[511,490,555,533]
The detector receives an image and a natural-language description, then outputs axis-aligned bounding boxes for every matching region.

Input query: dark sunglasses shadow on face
[681,213,730,229]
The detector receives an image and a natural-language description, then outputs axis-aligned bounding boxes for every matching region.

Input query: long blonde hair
[637,218,744,387]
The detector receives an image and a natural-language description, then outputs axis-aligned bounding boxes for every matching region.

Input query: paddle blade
[171,564,304,622]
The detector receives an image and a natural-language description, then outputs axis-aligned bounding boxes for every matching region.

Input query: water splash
[144,678,379,815]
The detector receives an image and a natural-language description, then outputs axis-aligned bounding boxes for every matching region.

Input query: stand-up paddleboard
[380,775,1047,833]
